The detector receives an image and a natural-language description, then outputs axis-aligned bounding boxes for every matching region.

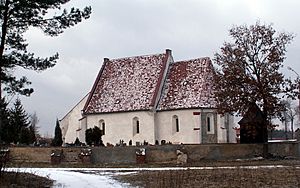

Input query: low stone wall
[9,147,83,163]
[8,142,300,165]
[91,147,137,164]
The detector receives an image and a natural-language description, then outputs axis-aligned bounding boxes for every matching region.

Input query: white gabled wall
[60,94,88,144]
[86,111,155,146]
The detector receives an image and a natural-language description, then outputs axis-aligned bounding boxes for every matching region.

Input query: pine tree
[0,0,92,98]
[52,119,62,146]
[19,126,31,145]
[0,97,10,144]
[29,112,39,143]
[10,98,30,144]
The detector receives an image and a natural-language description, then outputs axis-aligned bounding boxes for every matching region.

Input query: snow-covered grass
[6,165,300,187]
[7,168,130,188]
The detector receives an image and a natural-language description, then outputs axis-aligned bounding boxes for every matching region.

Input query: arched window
[136,120,140,134]
[207,116,211,132]
[99,119,105,135]
[206,114,214,134]
[133,117,140,135]
[172,115,179,134]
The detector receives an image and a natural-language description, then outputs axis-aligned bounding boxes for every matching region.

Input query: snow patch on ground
[7,165,294,187]
[7,168,130,188]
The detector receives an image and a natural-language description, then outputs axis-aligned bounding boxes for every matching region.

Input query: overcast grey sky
[14,0,300,136]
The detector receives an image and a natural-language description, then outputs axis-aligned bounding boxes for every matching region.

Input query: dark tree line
[0,98,36,145]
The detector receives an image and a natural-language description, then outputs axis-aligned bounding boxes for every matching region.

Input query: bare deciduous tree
[213,21,298,157]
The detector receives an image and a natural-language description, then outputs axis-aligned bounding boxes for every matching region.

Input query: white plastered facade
[60,94,88,145]
[79,109,236,145]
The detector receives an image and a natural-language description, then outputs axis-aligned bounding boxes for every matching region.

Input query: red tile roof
[84,53,168,114]
[84,51,216,114]
[157,57,216,110]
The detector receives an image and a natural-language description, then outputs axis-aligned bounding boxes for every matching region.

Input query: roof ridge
[108,53,166,62]
[174,57,210,63]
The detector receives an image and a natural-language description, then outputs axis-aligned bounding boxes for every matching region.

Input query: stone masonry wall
[9,142,300,165]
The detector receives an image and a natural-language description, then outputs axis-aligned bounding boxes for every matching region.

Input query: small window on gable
[206,114,214,134]
[99,119,105,135]
[133,117,140,135]
[172,115,179,134]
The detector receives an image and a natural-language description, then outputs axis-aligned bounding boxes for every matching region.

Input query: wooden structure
[238,103,266,143]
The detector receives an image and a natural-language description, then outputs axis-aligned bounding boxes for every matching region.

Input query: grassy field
[115,161,300,188]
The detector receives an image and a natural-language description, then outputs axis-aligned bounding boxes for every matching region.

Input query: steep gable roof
[60,93,90,121]
[84,51,170,114]
[157,57,216,110]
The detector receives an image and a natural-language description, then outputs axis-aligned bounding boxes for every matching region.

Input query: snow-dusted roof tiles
[157,58,216,110]
[84,53,168,114]
[84,51,216,114]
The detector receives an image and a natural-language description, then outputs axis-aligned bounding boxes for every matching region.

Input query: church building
[60,49,236,145]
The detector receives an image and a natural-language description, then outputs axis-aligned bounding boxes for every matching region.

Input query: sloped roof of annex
[157,57,216,111]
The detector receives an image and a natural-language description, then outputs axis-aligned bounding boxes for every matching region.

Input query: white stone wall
[86,111,155,146]
[228,115,237,143]
[216,113,236,143]
[62,105,236,145]
[155,109,235,144]
[60,94,88,144]
[155,109,202,144]
[217,114,225,143]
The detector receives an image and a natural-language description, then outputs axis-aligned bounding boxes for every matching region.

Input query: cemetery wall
[9,142,300,165]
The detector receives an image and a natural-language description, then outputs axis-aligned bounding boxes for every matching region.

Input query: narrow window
[136,120,140,134]
[102,122,105,135]
[133,117,140,135]
[207,116,211,132]
[176,118,179,132]
[99,119,105,135]
[206,114,214,134]
[172,115,179,134]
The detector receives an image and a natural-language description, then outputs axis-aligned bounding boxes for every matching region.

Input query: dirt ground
[0,172,53,188]
[3,159,300,187]
[115,160,300,188]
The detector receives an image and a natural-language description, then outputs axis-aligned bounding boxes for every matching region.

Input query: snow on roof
[157,57,216,110]
[84,53,168,114]
[84,51,217,114]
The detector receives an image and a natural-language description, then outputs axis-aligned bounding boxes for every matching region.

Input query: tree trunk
[262,121,268,158]
[0,0,10,99]
[291,118,294,139]
[262,101,269,158]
